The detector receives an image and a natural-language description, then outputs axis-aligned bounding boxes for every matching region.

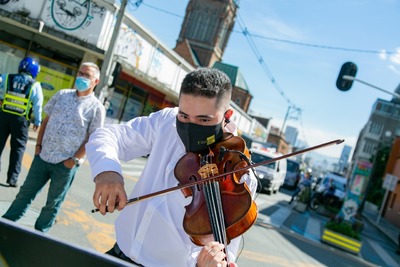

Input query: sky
[127,0,400,159]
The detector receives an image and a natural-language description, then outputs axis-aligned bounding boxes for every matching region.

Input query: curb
[362,213,399,246]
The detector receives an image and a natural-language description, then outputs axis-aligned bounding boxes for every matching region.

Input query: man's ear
[225,109,233,123]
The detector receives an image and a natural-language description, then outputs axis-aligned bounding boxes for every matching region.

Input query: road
[1,134,399,266]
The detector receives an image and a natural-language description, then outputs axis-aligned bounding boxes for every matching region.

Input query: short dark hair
[179,68,232,108]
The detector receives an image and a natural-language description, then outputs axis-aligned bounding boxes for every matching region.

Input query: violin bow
[91,139,344,213]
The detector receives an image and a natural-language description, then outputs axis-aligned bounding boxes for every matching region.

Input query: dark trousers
[290,187,301,202]
[2,156,78,232]
[0,111,29,184]
[106,243,144,266]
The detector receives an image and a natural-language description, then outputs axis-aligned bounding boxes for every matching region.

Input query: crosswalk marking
[304,217,321,242]
[262,206,291,227]
[366,238,399,267]
[260,204,399,266]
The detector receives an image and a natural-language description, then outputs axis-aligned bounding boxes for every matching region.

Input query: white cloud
[379,50,387,60]
[389,48,400,64]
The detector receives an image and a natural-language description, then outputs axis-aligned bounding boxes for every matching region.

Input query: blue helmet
[18,57,40,78]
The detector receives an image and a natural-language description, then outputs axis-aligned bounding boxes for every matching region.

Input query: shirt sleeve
[30,82,44,126]
[88,102,106,135]
[43,90,60,116]
[86,111,160,179]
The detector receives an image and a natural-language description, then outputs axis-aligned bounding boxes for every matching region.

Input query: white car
[250,148,287,194]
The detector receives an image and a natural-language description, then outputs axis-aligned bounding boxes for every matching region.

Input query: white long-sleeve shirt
[86,107,258,267]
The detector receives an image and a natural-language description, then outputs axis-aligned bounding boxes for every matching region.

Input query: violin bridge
[198,163,219,179]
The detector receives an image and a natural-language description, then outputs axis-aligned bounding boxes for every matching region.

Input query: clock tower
[174,0,238,68]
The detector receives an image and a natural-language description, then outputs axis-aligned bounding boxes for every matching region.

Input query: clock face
[51,0,90,30]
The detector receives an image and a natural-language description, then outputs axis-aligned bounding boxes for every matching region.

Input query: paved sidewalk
[362,204,399,248]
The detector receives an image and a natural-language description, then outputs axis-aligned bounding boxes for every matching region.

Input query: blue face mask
[75,77,91,92]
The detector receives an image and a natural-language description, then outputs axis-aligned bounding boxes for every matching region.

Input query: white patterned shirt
[40,89,105,164]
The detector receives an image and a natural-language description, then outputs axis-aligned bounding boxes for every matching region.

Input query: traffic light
[110,62,122,88]
[336,62,357,91]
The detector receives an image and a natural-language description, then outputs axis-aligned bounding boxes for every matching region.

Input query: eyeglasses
[77,71,93,79]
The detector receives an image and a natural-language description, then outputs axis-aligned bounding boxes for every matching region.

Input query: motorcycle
[308,186,343,211]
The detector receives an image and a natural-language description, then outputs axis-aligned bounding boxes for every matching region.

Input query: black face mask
[176,118,224,152]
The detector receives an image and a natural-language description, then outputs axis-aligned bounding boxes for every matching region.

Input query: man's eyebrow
[178,110,213,119]
[196,115,213,119]
[178,110,188,116]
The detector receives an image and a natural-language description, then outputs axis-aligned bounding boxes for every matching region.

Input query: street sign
[377,174,399,224]
[382,174,398,192]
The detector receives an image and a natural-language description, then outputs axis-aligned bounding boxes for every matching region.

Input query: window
[394,107,400,118]
[368,121,383,135]
[362,140,376,154]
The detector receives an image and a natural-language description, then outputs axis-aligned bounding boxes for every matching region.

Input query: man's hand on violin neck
[197,242,237,267]
[93,171,127,215]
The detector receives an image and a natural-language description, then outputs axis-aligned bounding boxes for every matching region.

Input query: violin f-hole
[189,174,202,191]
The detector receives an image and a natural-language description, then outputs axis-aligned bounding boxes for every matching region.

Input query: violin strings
[202,154,229,263]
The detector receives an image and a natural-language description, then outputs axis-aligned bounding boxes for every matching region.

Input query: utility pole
[280,105,301,137]
[96,0,128,100]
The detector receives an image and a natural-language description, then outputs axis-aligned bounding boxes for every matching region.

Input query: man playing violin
[86,67,258,267]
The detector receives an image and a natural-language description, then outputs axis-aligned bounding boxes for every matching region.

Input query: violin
[91,139,344,219]
[174,133,257,247]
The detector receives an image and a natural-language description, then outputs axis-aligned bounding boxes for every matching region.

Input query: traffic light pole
[342,75,400,100]
[96,0,128,99]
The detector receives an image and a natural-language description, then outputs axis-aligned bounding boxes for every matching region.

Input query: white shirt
[86,107,258,267]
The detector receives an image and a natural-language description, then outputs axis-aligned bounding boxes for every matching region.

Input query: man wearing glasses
[2,62,105,233]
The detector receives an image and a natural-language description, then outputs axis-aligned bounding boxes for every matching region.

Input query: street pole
[342,75,400,100]
[96,0,128,99]
[280,105,291,137]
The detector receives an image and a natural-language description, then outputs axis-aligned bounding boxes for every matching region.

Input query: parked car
[250,148,287,194]
[283,159,301,189]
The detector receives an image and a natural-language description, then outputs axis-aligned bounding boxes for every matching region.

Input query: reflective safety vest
[1,74,35,120]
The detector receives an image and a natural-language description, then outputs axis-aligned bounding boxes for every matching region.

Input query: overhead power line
[236,13,294,107]
[245,33,394,55]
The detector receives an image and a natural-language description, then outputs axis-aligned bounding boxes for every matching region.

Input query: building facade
[337,145,352,175]
[285,126,298,146]
[213,62,253,112]
[0,0,268,139]
[174,0,238,68]
[351,98,400,165]
[382,135,400,228]
[350,93,400,226]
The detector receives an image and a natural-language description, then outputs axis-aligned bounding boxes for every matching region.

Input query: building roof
[213,61,250,92]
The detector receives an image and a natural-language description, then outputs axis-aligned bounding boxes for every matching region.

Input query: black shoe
[8,182,18,188]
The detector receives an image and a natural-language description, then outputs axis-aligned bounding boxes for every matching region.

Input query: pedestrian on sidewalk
[0,57,43,187]
[289,168,312,204]
[2,62,105,232]
[86,68,256,267]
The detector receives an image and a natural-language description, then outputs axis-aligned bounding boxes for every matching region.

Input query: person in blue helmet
[0,57,43,187]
